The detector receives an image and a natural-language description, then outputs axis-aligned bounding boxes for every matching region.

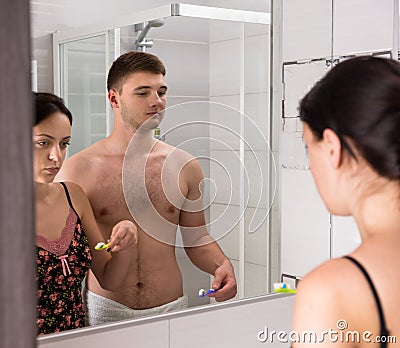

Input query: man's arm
[179,158,237,301]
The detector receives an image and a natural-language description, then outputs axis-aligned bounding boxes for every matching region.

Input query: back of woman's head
[34,92,72,126]
[299,56,400,181]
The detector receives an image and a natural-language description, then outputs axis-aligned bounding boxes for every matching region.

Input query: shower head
[148,18,166,27]
[134,18,165,52]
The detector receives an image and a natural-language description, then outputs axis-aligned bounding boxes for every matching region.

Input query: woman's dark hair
[299,56,400,180]
[34,92,72,126]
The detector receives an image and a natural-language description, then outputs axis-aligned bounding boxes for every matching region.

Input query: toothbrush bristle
[95,242,106,250]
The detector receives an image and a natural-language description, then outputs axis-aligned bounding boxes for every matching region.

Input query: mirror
[32,0,278,337]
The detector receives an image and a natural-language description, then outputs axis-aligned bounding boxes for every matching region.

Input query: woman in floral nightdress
[33,92,137,335]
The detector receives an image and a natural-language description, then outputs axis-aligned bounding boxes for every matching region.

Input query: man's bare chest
[88,161,186,226]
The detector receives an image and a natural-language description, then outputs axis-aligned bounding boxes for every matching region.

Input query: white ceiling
[30,0,269,38]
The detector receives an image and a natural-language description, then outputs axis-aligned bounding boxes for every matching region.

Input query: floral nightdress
[36,182,92,336]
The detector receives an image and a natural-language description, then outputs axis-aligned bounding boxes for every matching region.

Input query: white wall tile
[89,74,106,94]
[281,168,330,278]
[244,262,269,297]
[210,203,240,260]
[209,94,270,152]
[209,20,242,42]
[245,207,269,266]
[209,150,240,206]
[333,0,394,56]
[120,39,210,97]
[67,94,91,154]
[32,34,53,92]
[90,94,106,114]
[280,127,309,170]
[244,93,270,149]
[331,216,361,258]
[282,0,332,61]
[245,22,270,37]
[209,95,241,151]
[66,41,106,73]
[166,96,210,109]
[177,255,211,308]
[209,152,271,210]
[161,97,210,155]
[283,60,329,118]
[245,33,270,94]
[210,39,241,96]
[154,40,209,97]
[244,151,270,209]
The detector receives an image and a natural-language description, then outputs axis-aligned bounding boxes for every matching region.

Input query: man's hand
[208,259,237,302]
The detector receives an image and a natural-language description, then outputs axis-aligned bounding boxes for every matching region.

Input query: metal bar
[172,3,271,24]
[52,31,60,95]
[31,60,38,91]
[238,22,245,299]
[105,30,111,136]
[393,0,399,59]
[114,27,121,61]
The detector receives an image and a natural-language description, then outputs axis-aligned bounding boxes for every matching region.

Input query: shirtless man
[56,51,237,325]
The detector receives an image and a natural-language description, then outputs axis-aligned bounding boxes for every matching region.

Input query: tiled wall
[280,0,398,280]
[31,34,53,92]
[208,19,271,298]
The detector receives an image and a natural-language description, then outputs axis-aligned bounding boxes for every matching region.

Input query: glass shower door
[59,34,108,156]
[54,5,274,306]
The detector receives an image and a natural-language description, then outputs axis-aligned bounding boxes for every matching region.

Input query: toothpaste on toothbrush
[198,288,216,297]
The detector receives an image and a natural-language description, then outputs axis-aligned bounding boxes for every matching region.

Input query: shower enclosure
[53,3,274,307]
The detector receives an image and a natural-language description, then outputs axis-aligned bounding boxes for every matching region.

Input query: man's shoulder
[66,141,109,166]
[64,148,98,169]
[57,143,106,183]
[167,144,203,180]
[158,141,195,161]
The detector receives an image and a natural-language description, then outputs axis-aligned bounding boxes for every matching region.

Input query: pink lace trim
[36,208,78,256]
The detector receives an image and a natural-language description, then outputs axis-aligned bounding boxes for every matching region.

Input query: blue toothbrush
[198,288,217,297]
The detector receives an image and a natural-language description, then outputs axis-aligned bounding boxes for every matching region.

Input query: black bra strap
[343,255,389,344]
[59,182,80,219]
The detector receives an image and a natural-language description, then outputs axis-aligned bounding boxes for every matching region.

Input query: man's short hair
[107,51,166,93]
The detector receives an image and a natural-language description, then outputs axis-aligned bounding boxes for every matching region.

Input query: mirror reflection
[32,1,275,336]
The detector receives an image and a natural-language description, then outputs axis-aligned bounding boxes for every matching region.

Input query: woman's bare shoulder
[297,258,355,297]
[56,181,89,216]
